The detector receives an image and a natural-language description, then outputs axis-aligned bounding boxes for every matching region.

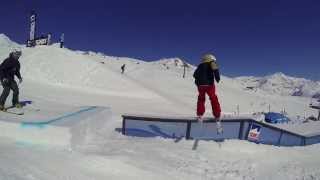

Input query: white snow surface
[1,34,320,180]
[236,73,320,98]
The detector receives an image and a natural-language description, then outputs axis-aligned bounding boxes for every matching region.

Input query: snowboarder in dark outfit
[193,53,223,133]
[0,50,23,111]
[121,64,126,74]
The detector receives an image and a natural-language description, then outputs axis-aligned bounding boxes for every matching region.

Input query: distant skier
[193,53,222,133]
[121,64,126,74]
[60,33,64,48]
[0,50,23,111]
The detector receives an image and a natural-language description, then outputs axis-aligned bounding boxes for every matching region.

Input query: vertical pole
[122,118,126,135]
[30,11,36,41]
[186,121,191,139]
[183,63,186,78]
[237,105,240,115]
[238,121,244,139]
[301,137,306,146]
[277,131,283,146]
[47,33,51,45]
[29,11,36,47]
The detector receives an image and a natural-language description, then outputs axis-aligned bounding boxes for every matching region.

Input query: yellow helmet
[202,53,216,62]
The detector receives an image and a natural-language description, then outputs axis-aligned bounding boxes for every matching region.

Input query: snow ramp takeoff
[0,106,111,148]
[122,115,320,146]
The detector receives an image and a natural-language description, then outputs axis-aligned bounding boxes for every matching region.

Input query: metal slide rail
[122,115,320,146]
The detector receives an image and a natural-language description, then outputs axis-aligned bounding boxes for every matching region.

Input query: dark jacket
[193,60,220,86]
[0,54,22,81]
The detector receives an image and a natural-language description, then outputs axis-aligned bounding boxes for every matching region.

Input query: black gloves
[1,78,9,86]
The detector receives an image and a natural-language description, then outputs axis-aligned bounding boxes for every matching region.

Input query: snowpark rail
[122,115,320,146]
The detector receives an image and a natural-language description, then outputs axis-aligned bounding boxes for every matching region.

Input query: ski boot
[15,103,22,109]
[216,117,223,134]
[0,105,6,111]
[197,115,203,123]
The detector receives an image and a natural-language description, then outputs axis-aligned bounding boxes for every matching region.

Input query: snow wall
[122,115,320,146]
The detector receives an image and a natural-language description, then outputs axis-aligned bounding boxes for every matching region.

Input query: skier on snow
[0,50,23,111]
[121,64,126,74]
[193,53,222,133]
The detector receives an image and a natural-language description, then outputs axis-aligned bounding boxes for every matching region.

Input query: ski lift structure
[309,98,320,121]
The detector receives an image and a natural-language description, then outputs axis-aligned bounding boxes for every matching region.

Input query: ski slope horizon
[1,33,320,180]
[1,33,319,118]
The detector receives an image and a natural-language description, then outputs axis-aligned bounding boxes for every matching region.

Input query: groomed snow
[1,34,320,180]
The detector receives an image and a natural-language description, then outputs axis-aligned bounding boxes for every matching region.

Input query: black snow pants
[0,80,19,106]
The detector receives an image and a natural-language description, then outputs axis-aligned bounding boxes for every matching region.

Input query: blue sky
[1,0,319,80]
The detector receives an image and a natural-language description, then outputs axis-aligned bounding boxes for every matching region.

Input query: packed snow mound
[236,72,320,97]
[18,46,163,99]
[77,50,146,64]
[0,34,317,118]
[153,58,194,69]
[0,34,20,47]
[0,34,21,60]
[1,34,320,180]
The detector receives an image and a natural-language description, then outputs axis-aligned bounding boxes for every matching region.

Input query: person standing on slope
[121,64,126,74]
[0,50,23,111]
[193,53,222,132]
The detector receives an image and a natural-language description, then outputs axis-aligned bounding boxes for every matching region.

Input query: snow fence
[122,115,320,146]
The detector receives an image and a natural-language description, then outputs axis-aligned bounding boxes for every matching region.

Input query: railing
[122,115,320,146]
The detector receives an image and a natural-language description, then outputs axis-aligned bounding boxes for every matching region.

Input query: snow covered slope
[236,72,320,98]
[0,34,21,60]
[1,34,318,118]
[1,34,320,180]
[21,46,165,99]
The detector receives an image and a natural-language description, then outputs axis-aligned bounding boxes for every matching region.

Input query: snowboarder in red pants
[193,53,222,133]
[197,85,221,118]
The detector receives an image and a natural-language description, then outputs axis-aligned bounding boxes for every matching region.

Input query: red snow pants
[196,85,221,118]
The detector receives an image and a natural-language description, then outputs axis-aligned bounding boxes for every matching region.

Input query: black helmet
[10,49,22,59]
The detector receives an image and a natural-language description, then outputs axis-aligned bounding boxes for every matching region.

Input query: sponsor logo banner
[248,124,262,141]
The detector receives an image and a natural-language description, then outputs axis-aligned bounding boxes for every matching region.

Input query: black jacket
[193,61,220,86]
[0,54,22,81]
